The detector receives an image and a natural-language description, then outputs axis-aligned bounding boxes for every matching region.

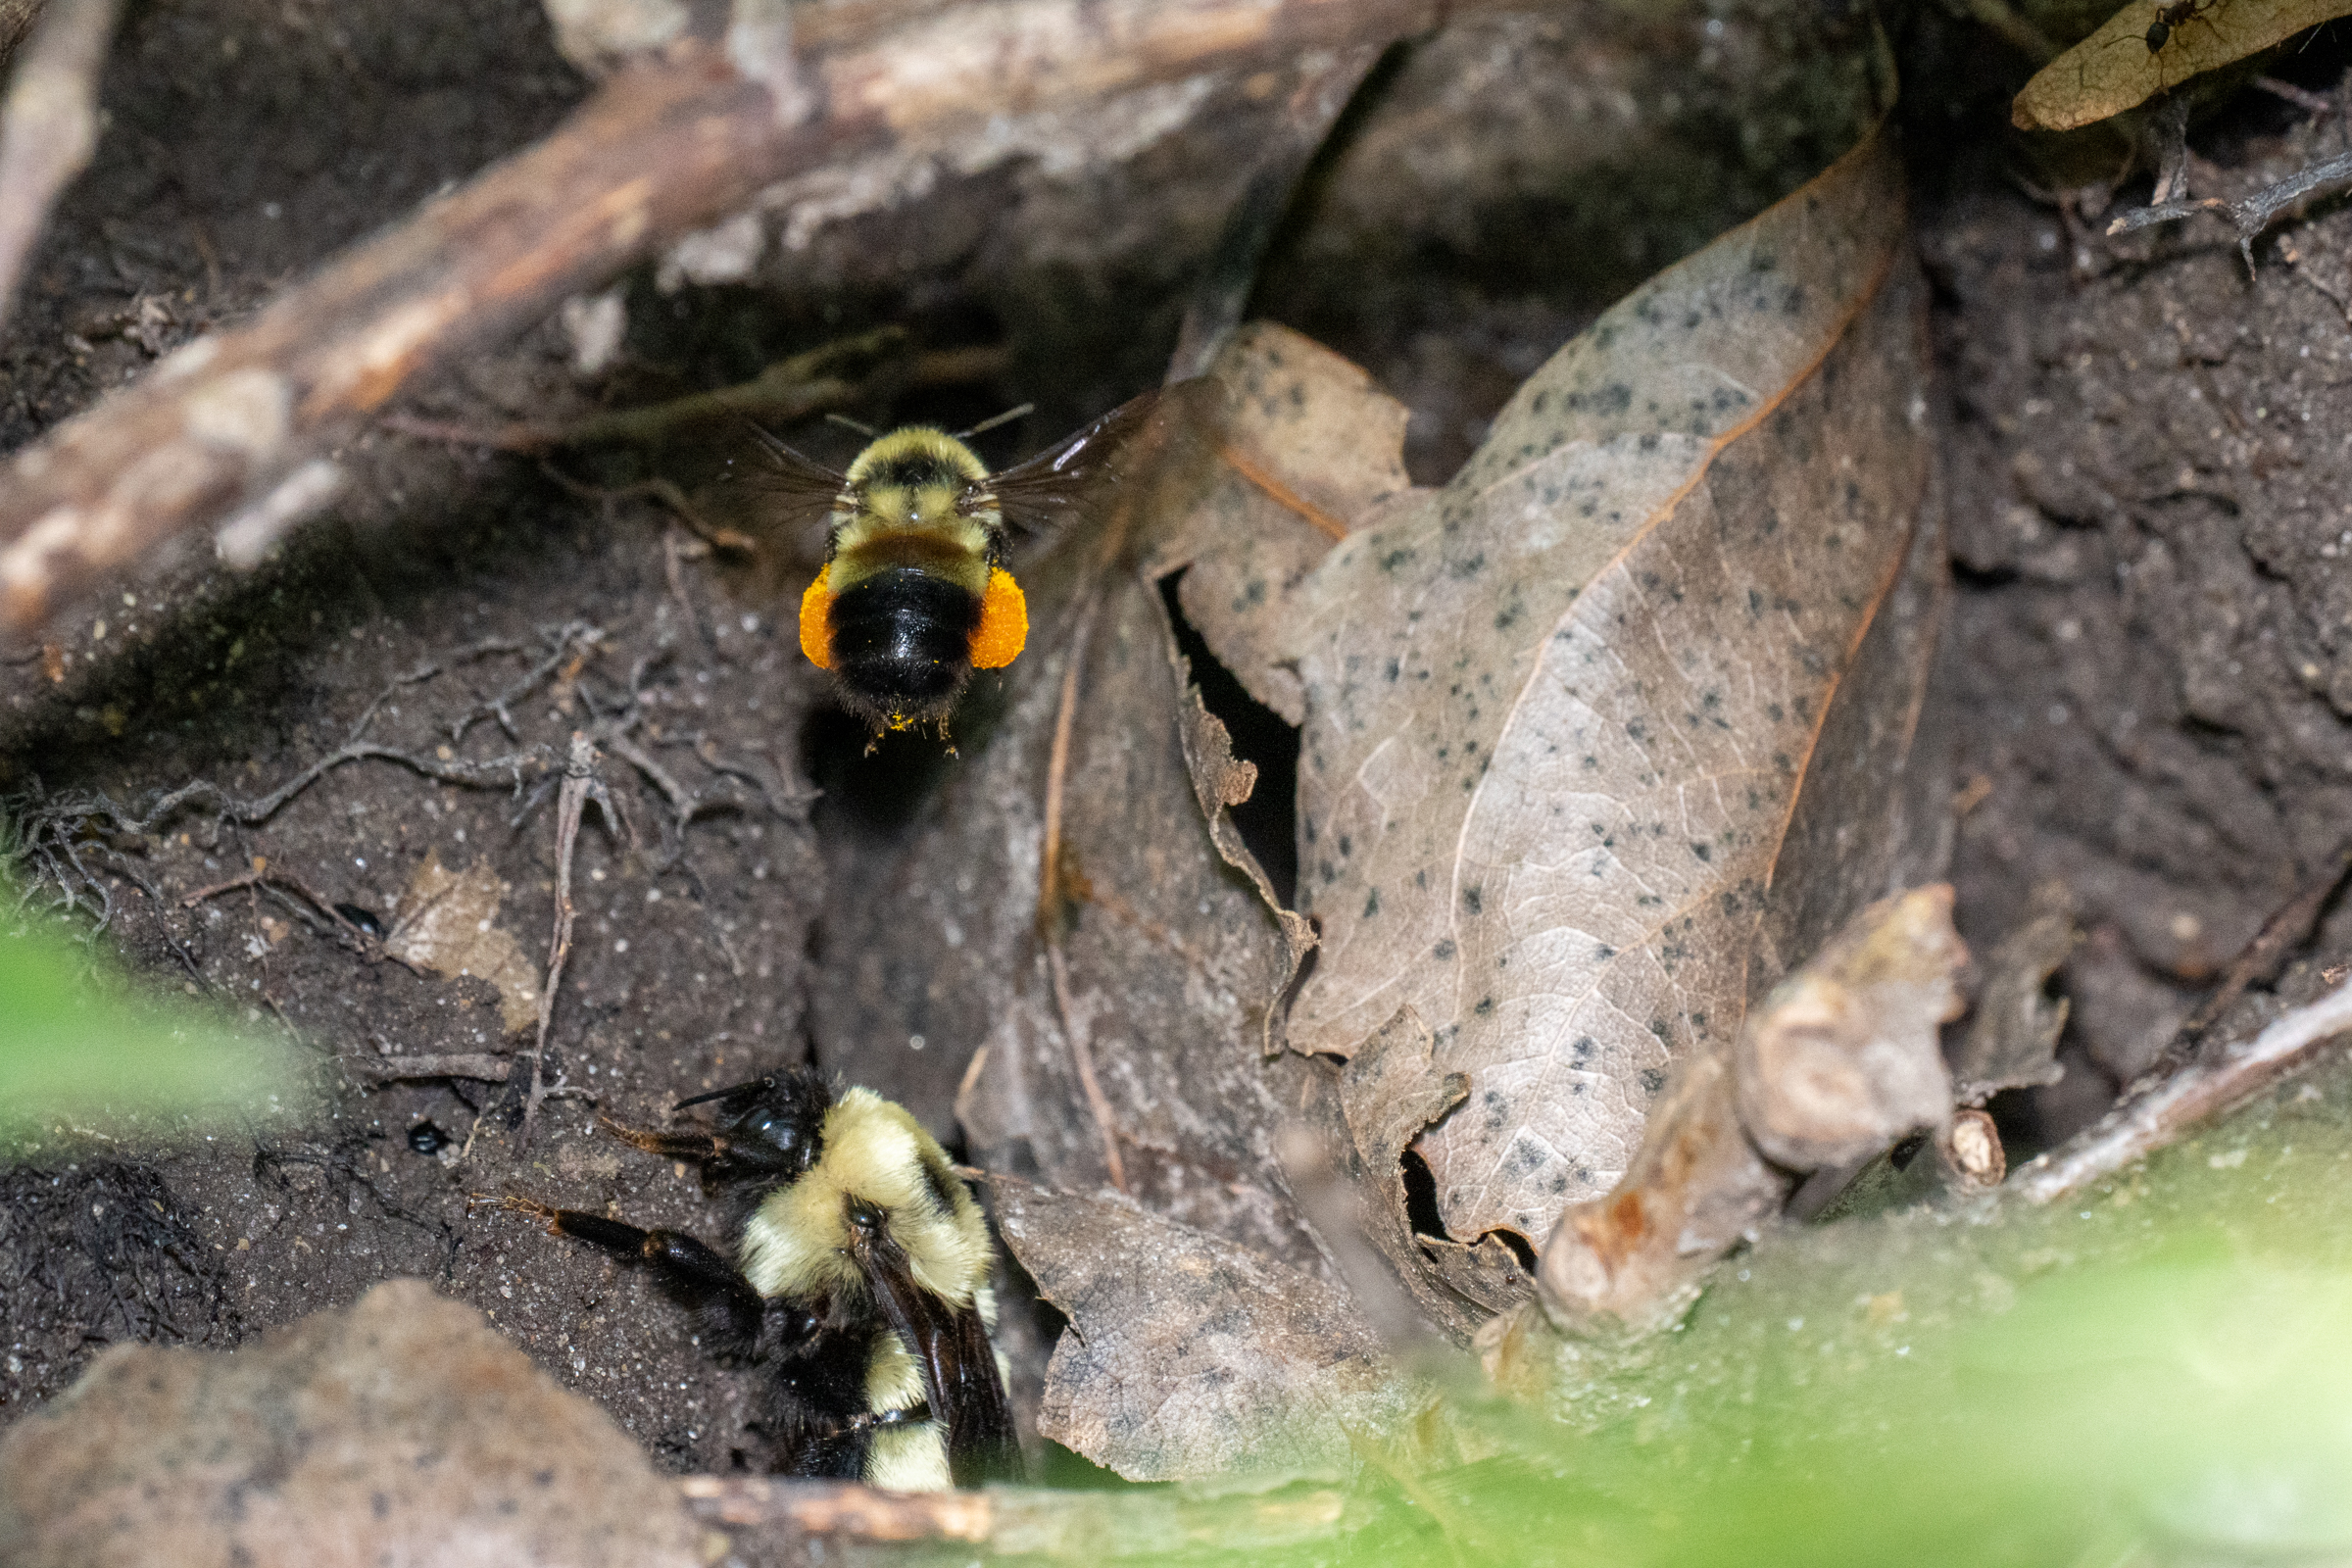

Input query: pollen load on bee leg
[825,564,983,723]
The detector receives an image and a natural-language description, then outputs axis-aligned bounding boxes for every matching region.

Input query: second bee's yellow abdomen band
[799,565,834,669]
[969,569,1026,669]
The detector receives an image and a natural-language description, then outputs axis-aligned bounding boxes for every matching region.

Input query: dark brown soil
[6,0,2352,1488]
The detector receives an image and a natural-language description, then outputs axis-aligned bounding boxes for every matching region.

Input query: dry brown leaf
[1150,321,1420,724]
[993,1181,1424,1482]
[386,851,542,1035]
[2011,0,2351,131]
[0,1279,697,1568]
[1283,121,1944,1252]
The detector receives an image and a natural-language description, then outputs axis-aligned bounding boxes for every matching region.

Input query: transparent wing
[739,422,852,539]
[982,387,1178,539]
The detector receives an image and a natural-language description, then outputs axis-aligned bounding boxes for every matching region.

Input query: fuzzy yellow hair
[736,1088,993,1304]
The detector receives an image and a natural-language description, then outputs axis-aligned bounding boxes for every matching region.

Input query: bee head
[678,1067,831,1182]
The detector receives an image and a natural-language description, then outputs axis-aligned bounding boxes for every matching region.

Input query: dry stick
[2108,145,2352,270]
[2177,848,2352,1040]
[0,0,1470,643]
[2011,972,2352,1204]
[1037,589,1126,1194]
[0,0,120,337]
[520,731,609,1152]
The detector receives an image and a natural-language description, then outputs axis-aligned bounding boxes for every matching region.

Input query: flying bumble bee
[751,391,1167,736]
[496,1068,1016,1490]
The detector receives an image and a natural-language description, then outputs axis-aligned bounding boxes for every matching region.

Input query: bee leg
[597,1112,724,1163]
[523,1203,765,1358]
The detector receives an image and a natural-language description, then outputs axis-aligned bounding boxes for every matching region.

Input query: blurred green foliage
[0,892,310,1152]
[994,1058,2352,1567]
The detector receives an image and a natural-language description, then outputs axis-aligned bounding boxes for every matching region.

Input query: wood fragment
[2106,145,2352,270]
[2176,848,2352,1039]
[0,0,1473,642]
[2011,971,2352,1203]
[350,1053,514,1083]
[0,0,120,336]
[675,1473,1358,1558]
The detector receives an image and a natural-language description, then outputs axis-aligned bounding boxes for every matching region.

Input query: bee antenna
[740,418,795,463]
[675,1073,774,1110]
[826,412,880,439]
[956,403,1033,440]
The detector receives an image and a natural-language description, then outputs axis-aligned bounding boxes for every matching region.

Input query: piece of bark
[993,1180,1424,1483]
[2011,969,2352,1204]
[1533,1052,1782,1337]
[0,0,119,337]
[0,1279,698,1568]
[1950,878,2075,1105]
[1735,886,1966,1172]
[678,1473,1364,1559]
[0,0,1487,643]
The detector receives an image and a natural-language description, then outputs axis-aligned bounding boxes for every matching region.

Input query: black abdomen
[827,567,981,723]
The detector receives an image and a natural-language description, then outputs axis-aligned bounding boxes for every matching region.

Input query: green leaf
[0,905,311,1152]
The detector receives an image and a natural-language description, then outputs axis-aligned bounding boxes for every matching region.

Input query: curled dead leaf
[994,1180,1426,1483]
[2011,0,2351,132]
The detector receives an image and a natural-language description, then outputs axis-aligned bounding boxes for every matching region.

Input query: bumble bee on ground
[751,390,1167,736]
[496,1068,1016,1490]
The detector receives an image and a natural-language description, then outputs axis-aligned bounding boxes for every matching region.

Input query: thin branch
[0,0,121,336]
[2108,146,2352,271]
[2010,972,2352,1204]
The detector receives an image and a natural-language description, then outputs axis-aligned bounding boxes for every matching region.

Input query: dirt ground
[6,0,2352,1484]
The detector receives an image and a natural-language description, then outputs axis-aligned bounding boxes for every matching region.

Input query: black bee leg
[505,1198,764,1358]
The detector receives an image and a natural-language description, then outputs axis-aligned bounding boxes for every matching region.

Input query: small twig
[451,620,603,743]
[381,326,911,454]
[2254,75,2337,118]
[177,863,406,963]
[2108,146,2352,272]
[2011,972,2352,1204]
[520,731,617,1152]
[2176,849,2352,1041]
[349,1053,513,1083]
[1045,942,1126,1194]
[0,0,122,336]
[534,464,751,552]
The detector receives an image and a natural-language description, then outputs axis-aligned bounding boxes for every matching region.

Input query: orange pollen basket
[969,569,1027,669]
[798,565,833,669]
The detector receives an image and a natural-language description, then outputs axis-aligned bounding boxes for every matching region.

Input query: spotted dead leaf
[386,851,542,1035]
[2012,0,2352,132]
[1283,120,1947,1252]
[994,1180,1425,1482]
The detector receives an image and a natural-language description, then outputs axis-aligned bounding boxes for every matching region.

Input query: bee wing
[739,422,852,539]
[855,1231,1021,1485]
[982,387,1175,539]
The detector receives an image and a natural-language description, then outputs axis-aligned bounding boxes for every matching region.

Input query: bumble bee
[751,391,1166,735]
[497,1068,1016,1490]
